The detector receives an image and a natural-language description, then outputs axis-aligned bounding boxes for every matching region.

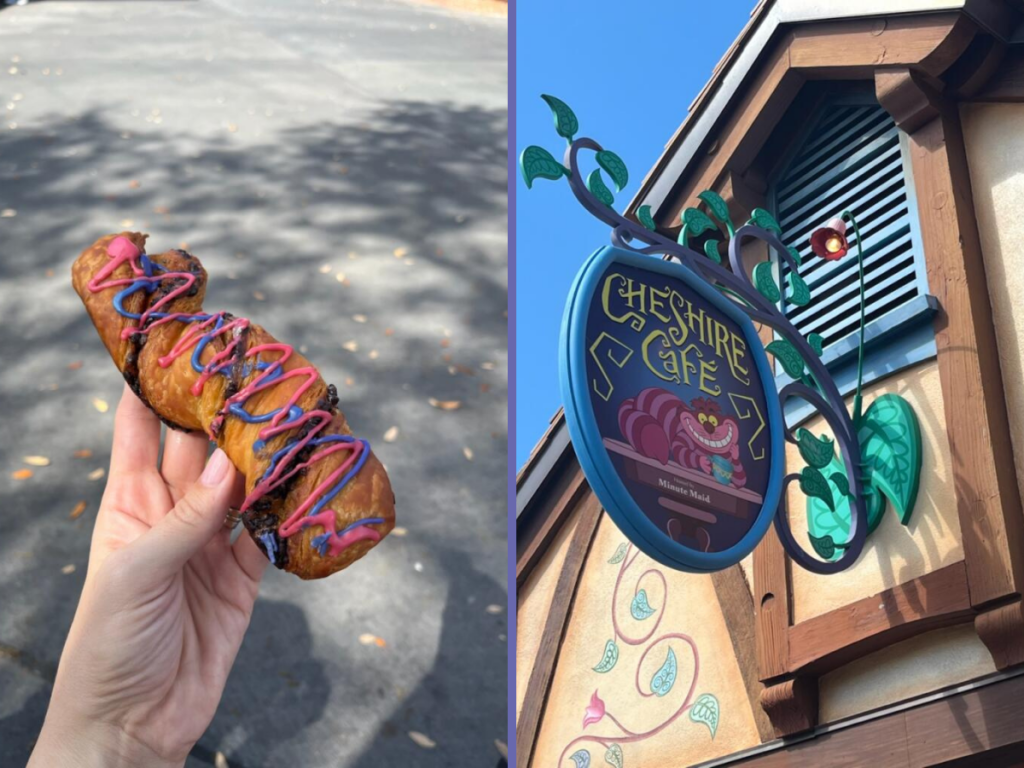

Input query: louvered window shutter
[772,101,929,352]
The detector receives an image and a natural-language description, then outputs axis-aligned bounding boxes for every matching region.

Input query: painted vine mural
[557,541,719,767]
[522,95,924,573]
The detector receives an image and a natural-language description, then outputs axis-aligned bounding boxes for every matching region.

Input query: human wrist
[30,708,184,768]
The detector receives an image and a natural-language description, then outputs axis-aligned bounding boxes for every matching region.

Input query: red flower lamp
[810,216,849,260]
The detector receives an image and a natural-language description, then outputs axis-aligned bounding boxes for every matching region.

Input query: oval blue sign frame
[560,246,786,572]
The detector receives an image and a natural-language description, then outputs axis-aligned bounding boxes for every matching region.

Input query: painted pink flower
[582,690,606,729]
[810,216,849,261]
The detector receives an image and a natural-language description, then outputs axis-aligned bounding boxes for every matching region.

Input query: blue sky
[515,0,757,470]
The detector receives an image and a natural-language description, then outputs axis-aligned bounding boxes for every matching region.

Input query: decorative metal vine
[522,95,923,574]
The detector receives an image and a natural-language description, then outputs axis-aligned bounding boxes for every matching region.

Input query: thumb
[132,448,237,579]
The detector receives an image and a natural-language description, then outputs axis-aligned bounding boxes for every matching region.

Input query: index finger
[110,382,161,474]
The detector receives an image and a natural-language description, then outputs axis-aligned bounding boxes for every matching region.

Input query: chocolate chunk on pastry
[72,232,395,580]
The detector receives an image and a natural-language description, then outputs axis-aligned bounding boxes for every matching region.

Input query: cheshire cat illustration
[617,387,747,489]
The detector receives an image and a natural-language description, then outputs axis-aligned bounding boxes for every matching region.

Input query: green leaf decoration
[703,239,722,264]
[570,749,592,768]
[809,532,836,560]
[689,693,720,739]
[605,744,624,768]
[519,145,567,189]
[650,647,677,697]
[807,456,886,557]
[808,332,824,356]
[795,428,835,469]
[788,271,811,307]
[587,169,615,207]
[593,640,619,673]
[858,394,923,524]
[697,190,734,233]
[749,207,782,234]
[753,261,780,303]
[637,204,656,232]
[630,589,657,620]
[608,542,629,564]
[682,207,717,239]
[831,471,850,498]
[787,246,803,268]
[541,94,579,142]
[596,150,629,193]
[800,466,834,512]
[766,339,805,379]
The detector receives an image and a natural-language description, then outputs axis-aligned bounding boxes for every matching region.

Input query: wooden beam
[758,675,818,739]
[904,106,1024,609]
[711,565,776,742]
[787,561,973,674]
[975,599,1024,671]
[875,67,944,134]
[754,526,789,682]
[516,492,603,768]
[516,465,588,588]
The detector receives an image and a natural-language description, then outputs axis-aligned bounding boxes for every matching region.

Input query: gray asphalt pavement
[0,1,508,766]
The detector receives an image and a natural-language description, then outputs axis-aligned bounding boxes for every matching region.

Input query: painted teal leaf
[698,189,734,233]
[596,150,629,192]
[689,693,720,739]
[587,169,615,207]
[570,749,592,768]
[682,207,716,238]
[519,145,566,189]
[795,428,835,469]
[593,640,619,673]
[753,261,779,303]
[788,271,811,307]
[859,394,922,524]
[807,456,886,556]
[809,532,836,560]
[608,542,629,564]
[766,339,805,379]
[650,647,677,697]
[703,239,722,264]
[787,246,803,268]
[808,332,824,356]
[630,589,657,620]
[541,94,578,142]
[831,471,850,498]
[800,466,834,512]
[749,207,782,234]
[604,744,623,768]
[637,204,656,232]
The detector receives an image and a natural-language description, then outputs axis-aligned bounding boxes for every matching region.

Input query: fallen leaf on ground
[179,242,189,250]
[408,732,436,749]
[128,179,140,189]
[214,751,229,768]
[345,377,354,386]
[69,501,87,519]
[342,340,359,352]
[486,604,503,614]
[335,272,347,283]
[428,398,461,411]
[358,633,387,647]
[480,361,496,370]
[383,426,399,443]
[11,469,32,480]
[463,447,474,461]
[252,291,266,301]
[23,456,50,466]
[393,247,407,258]
[495,741,508,759]
[318,264,332,274]
[73,449,92,459]
[440,339,450,348]
[120,219,134,228]
[480,383,490,393]
[1,208,16,218]
[153,205,170,215]
[67,360,83,370]
[368,350,379,360]
[384,328,394,336]
[61,564,76,575]
[391,527,408,536]
[92,397,109,413]
[88,468,105,481]
[352,314,367,323]
[226,123,238,133]
[45,268,54,278]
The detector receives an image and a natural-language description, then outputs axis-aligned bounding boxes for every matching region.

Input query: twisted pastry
[72,232,396,580]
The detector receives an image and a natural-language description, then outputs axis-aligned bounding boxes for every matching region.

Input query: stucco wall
[786,361,963,623]
[530,512,760,768]
[961,102,1024,509]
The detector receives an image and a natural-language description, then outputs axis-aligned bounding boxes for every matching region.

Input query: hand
[29,384,267,768]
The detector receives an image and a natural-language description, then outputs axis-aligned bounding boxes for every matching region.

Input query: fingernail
[200,448,231,487]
